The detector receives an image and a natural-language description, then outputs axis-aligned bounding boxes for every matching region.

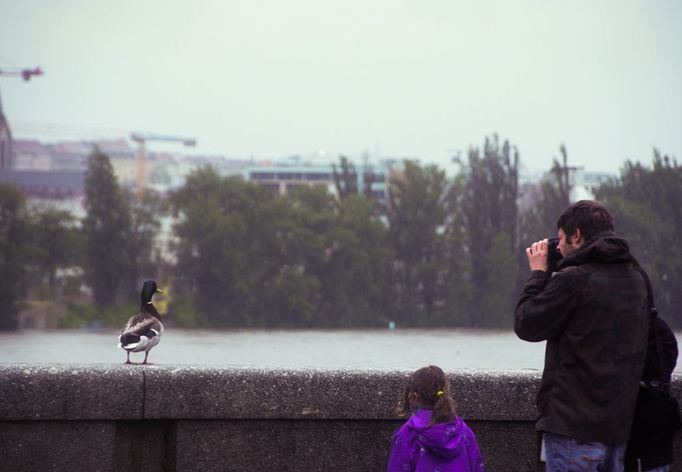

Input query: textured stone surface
[8,364,676,423]
[469,420,540,472]
[450,370,541,420]
[0,364,144,420]
[0,365,681,472]
[143,366,540,420]
[0,421,118,472]
[175,419,396,471]
[0,420,174,472]
[144,366,408,419]
[114,420,173,472]
[172,419,540,472]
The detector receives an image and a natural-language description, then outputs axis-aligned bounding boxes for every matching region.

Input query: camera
[547,237,562,273]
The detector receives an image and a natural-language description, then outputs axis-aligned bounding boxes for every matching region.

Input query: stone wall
[0,365,679,471]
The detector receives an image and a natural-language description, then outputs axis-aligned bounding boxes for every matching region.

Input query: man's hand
[525,239,549,272]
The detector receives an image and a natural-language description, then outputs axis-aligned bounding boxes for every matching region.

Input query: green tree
[315,192,393,327]
[441,173,473,325]
[171,167,281,327]
[387,160,449,322]
[332,154,385,216]
[125,190,164,295]
[332,155,358,200]
[29,207,82,295]
[0,184,31,330]
[83,148,133,308]
[171,165,395,329]
[265,185,331,326]
[461,135,519,327]
[597,150,682,326]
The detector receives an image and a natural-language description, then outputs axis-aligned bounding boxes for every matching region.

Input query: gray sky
[1,0,680,174]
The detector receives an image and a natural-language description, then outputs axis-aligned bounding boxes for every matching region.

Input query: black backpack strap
[630,258,670,385]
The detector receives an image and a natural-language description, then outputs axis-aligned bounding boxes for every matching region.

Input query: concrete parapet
[0,364,144,420]
[0,365,679,471]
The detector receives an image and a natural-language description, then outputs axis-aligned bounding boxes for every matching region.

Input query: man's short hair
[557,200,615,242]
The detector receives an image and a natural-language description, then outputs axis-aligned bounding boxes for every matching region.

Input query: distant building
[144,153,249,194]
[0,93,12,170]
[362,166,390,203]
[49,140,92,171]
[12,139,52,170]
[243,158,391,203]
[567,166,616,201]
[9,136,248,194]
[575,170,615,198]
[245,164,338,196]
[0,169,86,218]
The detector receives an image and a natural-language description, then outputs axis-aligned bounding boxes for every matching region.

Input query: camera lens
[547,237,562,273]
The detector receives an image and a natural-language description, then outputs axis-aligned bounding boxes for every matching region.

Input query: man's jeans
[544,432,626,472]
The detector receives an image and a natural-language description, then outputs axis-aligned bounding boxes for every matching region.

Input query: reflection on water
[0,329,549,370]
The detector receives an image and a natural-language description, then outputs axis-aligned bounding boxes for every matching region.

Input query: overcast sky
[1,0,680,174]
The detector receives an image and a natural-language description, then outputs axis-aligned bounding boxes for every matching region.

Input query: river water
[0,328,546,370]
[1,329,678,372]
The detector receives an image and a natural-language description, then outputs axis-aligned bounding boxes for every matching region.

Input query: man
[515,200,649,472]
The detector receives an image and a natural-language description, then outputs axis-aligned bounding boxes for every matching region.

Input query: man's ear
[572,228,583,247]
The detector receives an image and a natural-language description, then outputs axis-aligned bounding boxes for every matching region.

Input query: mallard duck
[118,280,164,365]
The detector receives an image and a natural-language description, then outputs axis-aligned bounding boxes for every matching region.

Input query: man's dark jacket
[515,232,649,444]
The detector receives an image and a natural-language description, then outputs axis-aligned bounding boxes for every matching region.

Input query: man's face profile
[557,228,581,258]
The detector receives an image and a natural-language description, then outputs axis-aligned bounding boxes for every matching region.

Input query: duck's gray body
[118,312,163,353]
[118,280,164,364]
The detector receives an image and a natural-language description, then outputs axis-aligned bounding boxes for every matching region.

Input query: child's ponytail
[431,388,457,426]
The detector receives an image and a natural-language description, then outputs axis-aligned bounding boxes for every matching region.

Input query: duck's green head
[141,279,164,305]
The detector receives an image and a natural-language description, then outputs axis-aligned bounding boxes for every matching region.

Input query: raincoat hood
[387,408,484,472]
[557,231,633,269]
[406,409,467,459]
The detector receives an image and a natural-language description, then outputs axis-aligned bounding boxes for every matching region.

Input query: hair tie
[436,390,445,398]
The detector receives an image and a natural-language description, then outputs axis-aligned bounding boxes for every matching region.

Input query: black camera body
[547,237,563,273]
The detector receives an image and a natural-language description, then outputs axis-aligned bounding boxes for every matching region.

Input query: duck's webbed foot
[124,352,138,365]
[142,351,153,365]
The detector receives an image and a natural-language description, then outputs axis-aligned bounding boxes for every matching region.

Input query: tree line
[1,137,680,330]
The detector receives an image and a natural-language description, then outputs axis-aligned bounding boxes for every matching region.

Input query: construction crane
[0,66,43,81]
[0,66,43,168]
[130,132,196,200]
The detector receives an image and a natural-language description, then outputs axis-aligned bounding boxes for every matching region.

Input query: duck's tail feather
[119,333,142,350]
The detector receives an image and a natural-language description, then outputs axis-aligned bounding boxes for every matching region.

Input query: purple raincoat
[387,409,484,472]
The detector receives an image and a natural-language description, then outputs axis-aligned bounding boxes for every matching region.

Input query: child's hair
[396,365,457,425]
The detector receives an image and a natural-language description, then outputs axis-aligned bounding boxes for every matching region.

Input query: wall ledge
[0,364,545,421]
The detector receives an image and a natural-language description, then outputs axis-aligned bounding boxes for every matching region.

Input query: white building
[243,158,392,203]
[568,166,616,201]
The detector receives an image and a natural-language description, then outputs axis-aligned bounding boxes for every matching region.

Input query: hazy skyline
[1,0,680,175]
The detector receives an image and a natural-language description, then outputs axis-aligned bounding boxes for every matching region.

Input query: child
[387,365,484,472]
